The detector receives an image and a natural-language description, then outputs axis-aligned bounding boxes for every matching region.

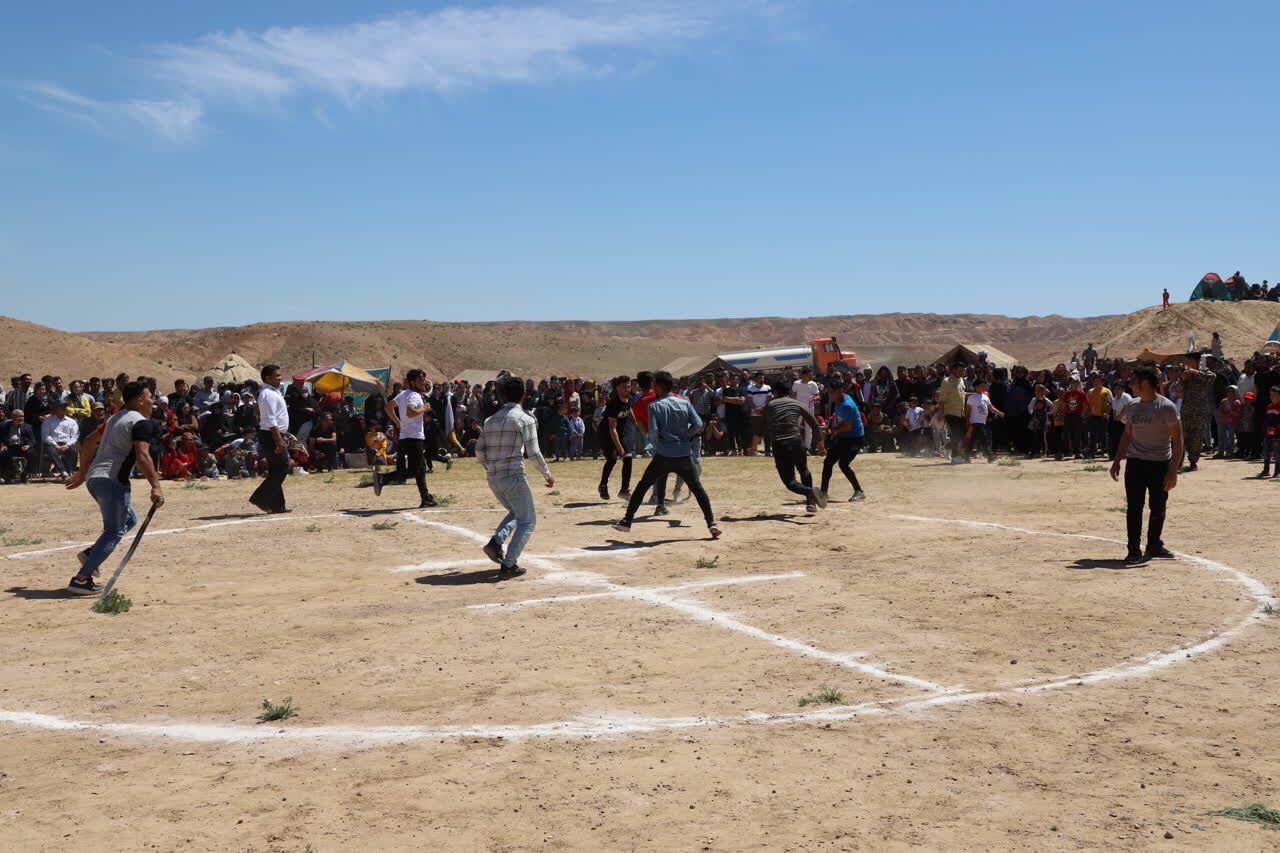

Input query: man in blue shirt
[612,371,721,539]
[821,376,867,501]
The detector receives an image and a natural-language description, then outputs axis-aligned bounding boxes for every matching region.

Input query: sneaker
[1259,470,1272,479]
[708,524,723,539]
[598,484,610,501]
[420,496,438,509]
[445,457,453,471]
[611,520,632,534]
[670,493,688,505]
[849,490,866,502]
[482,538,504,565]
[1124,549,1146,565]
[618,489,631,500]
[815,489,828,510]
[495,565,526,580]
[1144,545,1176,560]
[805,503,817,515]
[67,576,103,596]
[654,504,671,516]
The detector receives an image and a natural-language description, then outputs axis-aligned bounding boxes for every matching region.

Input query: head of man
[405,368,429,392]
[770,380,790,399]
[653,371,675,395]
[203,376,214,390]
[260,364,282,388]
[801,367,813,382]
[50,400,68,418]
[1132,367,1160,399]
[91,402,105,418]
[950,361,966,378]
[88,377,100,392]
[123,381,153,417]
[635,371,654,392]
[18,374,32,389]
[751,371,765,386]
[10,409,24,425]
[499,376,526,405]
[826,376,847,401]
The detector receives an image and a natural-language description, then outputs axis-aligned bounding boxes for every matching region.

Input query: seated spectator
[161,433,199,480]
[40,401,79,481]
[197,448,224,480]
[0,409,36,483]
[308,412,339,472]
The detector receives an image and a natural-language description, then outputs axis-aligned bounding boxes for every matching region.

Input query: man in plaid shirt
[476,376,555,580]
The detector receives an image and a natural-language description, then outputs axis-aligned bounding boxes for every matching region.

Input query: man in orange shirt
[1085,374,1113,459]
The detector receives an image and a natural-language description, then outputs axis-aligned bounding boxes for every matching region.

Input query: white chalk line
[467,572,806,611]
[1,513,1272,746]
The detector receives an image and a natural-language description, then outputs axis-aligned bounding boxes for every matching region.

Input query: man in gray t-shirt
[1111,368,1183,564]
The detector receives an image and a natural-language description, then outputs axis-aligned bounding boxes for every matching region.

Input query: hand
[1109,459,1121,481]
[275,441,287,455]
[544,476,555,488]
[65,471,85,490]
[1163,469,1178,492]
[150,485,165,506]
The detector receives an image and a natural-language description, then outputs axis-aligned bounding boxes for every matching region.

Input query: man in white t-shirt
[386,368,437,508]
[791,367,820,451]
[905,397,926,456]
[746,372,772,456]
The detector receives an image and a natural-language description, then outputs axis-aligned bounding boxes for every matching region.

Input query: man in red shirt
[1061,377,1089,459]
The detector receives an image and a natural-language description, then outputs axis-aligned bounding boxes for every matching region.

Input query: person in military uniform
[1178,355,1217,471]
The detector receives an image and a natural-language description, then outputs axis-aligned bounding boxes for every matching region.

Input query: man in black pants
[764,381,827,513]
[612,372,721,539]
[250,364,291,514]
[386,368,438,509]
[598,375,633,500]
[1110,367,1182,564]
[821,376,867,501]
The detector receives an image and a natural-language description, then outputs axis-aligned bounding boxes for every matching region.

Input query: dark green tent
[1188,272,1235,302]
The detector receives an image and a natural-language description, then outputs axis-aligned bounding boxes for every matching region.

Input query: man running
[612,372,721,539]
[597,375,633,500]
[387,369,438,509]
[1111,367,1182,564]
[249,364,290,514]
[63,381,164,595]
[476,376,555,580]
[821,376,867,501]
[764,381,827,513]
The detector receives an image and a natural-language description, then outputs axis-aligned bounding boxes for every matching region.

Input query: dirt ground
[2,449,1278,852]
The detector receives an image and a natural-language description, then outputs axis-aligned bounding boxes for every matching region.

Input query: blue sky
[2,1,1277,331]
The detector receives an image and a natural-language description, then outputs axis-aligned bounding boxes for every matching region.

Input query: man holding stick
[64,381,164,595]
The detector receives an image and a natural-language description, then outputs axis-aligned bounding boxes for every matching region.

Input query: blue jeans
[488,472,536,569]
[82,478,137,577]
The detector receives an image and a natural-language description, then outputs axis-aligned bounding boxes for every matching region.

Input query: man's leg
[945,415,965,460]
[401,438,431,504]
[250,440,288,512]
[1123,460,1147,554]
[773,441,812,498]
[670,455,716,528]
[622,456,669,522]
[600,444,618,487]
[1145,462,1169,551]
[79,478,137,578]
[1184,426,1203,468]
[491,473,536,568]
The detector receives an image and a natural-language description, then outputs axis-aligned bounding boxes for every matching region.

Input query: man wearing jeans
[612,371,722,539]
[476,376,555,580]
[64,381,164,595]
[1110,367,1182,565]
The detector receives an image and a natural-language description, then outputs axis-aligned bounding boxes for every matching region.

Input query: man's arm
[384,400,401,429]
[1165,421,1183,490]
[1109,423,1133,480]
[608,417,624,453]
[65,427,102,489]
[686,404,703,438]
[132,439,164,506]
[522,417,553,485]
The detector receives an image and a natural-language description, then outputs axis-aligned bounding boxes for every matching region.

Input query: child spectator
[1260,386,1280,478]
[904,397,925,456]
[1215,386,1242,459]
[553,403,570,462]
[568,407,586,460]
[964,379,1004,463]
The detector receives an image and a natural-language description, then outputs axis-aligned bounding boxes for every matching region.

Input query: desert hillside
[17,304,1276,386]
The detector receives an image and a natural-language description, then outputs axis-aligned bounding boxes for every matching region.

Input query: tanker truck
[717,337,857,376]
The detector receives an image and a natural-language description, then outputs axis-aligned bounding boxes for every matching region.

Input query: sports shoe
[1124,549,1146,565]
[1144,545,1176,560]
[805,503,817,515]
[708,524,723,539]
[482,538,504,565]
[849,490,866,502]
[611,520,632,533]
[598,484,610,501]
[618,489,631,500]
[654,504,671,516]
[67,576,103,596]
[420,496,438,509]
[495,565,526,580]
[1259,469,1272,479]
[670,493,688,505]
[815,489,828,510]
[445,457,453,471]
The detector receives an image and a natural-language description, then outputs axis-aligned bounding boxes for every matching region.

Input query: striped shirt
[476,403,552,480]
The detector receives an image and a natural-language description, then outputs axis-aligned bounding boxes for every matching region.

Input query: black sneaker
[849,490,866,502]
[1124,549,1146,565]
[420,496,438,509]
[495,565,526,580]
[611,519,632,534]
[654,504,671,516]
[482,538,504,565]
[67,576,103,596]
[618,488,631,500]
[1144,545,1176,560]
[815,489,828,509]
[598,484,610,501]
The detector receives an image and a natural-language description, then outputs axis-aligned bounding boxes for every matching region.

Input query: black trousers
[1124,458,1169,552]
[1064,414,1085,455]
[398,437,433,502]
[1108,420,1125,459]
[821,435,863,494]
[945,415,966,458]
[250,439,289,512]
[599,439,632,491]
[772,438,816,501]
[624,454,714,526]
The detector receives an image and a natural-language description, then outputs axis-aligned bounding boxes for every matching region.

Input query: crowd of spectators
[3,343,1278,485]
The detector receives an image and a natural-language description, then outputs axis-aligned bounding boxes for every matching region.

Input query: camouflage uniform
[1179,368,1216,466]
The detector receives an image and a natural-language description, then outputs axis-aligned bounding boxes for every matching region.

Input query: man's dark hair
[122,381,148,406]
[1132,367,1159,390]
[770,381,790,397]
[952,361,967,370]
[405,368,426,383]
[261,364,280,381]
[635,371,654,390]
[828,376,846,390]
[653,371,674,392]
[500,376,526,404]
[611,374,631,389]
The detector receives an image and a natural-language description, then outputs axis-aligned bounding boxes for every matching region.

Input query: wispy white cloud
[19,1,780,141]
[20,82,203,143]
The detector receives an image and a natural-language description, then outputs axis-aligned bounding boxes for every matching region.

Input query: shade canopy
[292,362,385,395]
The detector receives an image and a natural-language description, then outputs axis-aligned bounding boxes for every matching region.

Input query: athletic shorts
[750,415,766,437]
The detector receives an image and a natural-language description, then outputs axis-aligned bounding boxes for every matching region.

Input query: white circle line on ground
[0,513,1271,747]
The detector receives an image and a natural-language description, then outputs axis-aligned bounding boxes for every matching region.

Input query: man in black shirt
[597,376,633,500]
